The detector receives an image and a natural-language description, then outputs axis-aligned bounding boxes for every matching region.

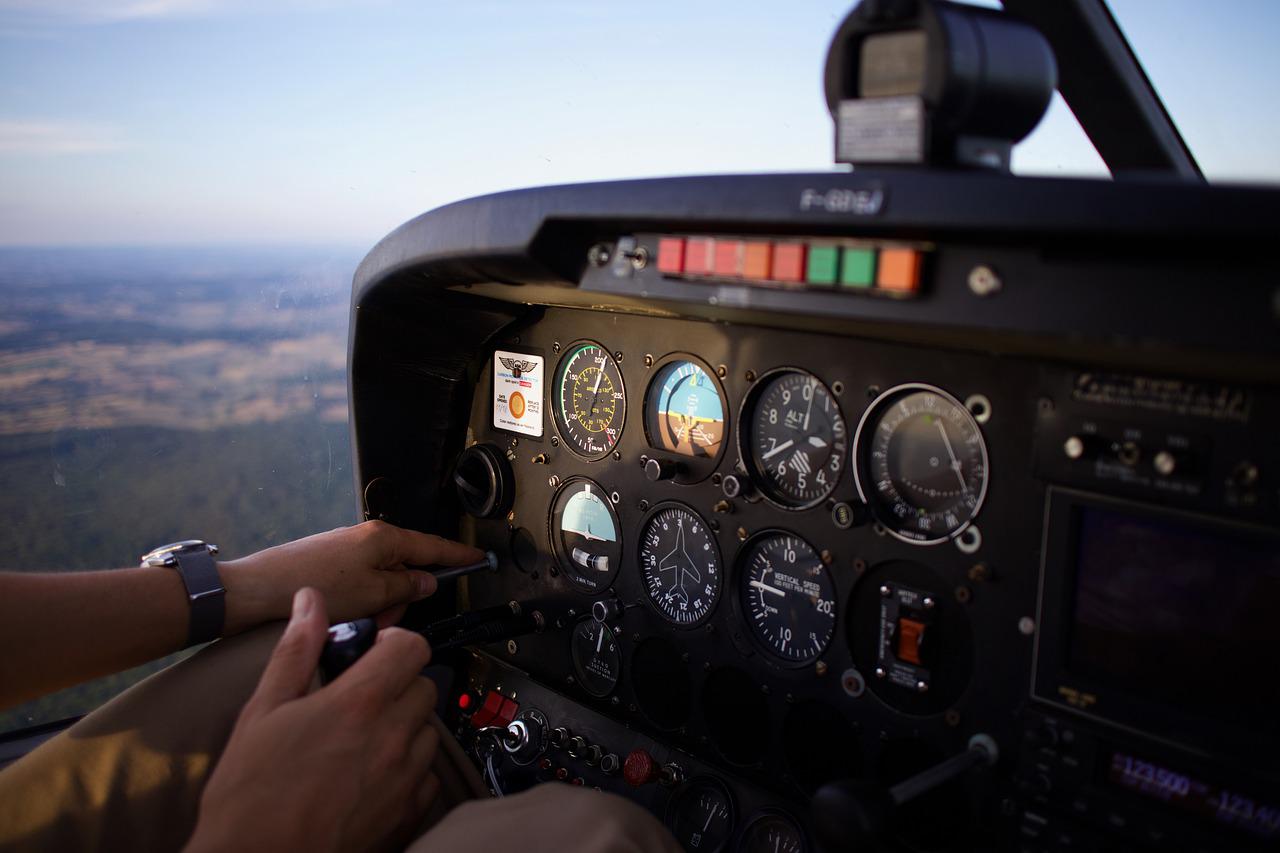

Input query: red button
[495,697,520,728]
[456,692,473,712]
[623,749,660,787]
[713,240,744,277]
[555,767,569,781]
[685,237,715,275]
[470,690,505,728]
[771,243,805,282]
[657,237,685,275]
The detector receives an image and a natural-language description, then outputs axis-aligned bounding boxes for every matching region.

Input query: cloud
[0,121,125,154]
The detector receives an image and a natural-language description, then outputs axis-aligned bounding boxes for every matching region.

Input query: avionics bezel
[1032,487,1280,763]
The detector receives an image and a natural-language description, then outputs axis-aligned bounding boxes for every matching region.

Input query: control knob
[644,457,679,482]
[622,749,683,788]
[567,735,588,758]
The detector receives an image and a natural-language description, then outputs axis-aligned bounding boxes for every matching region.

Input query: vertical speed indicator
[738,532,836,664]
[553,341,625,459]
[739,369,847,509]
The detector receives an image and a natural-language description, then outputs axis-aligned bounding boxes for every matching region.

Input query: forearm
[0,563,277,710]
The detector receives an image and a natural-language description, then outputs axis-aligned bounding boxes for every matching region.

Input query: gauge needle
[751,579,787,597]
[808,435,827,448]
[703,809,715,833]
[588,365,605,411]
[596,627,603,652]
[762,438,794,460]
[802,378,816,430]
[935,420,969,493]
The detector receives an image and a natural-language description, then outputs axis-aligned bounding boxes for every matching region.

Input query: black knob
[567,735,587,757]
[600,753,621,775]
[721,473,753,499]
[644,457,679,482]
[592,598,622,623]
[453,443,515,519]
[549,727,570,749]
[585,745,603,766]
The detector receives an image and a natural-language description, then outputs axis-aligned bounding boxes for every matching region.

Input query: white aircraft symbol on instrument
[658,517,702,605]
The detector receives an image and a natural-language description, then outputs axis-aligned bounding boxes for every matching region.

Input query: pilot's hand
[186,588,440,853]
[220,520,484,634]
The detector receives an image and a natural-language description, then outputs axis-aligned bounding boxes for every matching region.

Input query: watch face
[141,540,218,567]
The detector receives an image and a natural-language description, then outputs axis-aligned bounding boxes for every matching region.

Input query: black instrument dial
[553,341,625,459]
[638,503,723,627]
[738,532,836,664]
[550,478,622,592]
[569,617,620,698]
[854,384,989,544]
[740,811,807,853]
[666,777,735,853]
[740,369,846,509]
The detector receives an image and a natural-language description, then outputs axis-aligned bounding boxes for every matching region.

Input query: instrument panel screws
[955,585,972,604]
[644,354,654,368]
[552,341,561,354]
[506,510,515,523]
[550,436,559,447]
[736,526,749,541]
[852,558,867,574]
[967,264,1002,297]
[638,499,650,512]
[815,661,829,677]
[531,453,548,465]
[744,369,756,382]
[611,696,620,705]
[681,652,690,663]
[587,244,611,267]
[711,473,722,487]
[548,474,561,488]
[614,351,624,363]
[506,640,519,655]
[945,710,961,727]
[879,584,892,597]
[820,549,833,565]
[922,596,936,609]
[874,667,887,679]
[785,693,795,703]
[712,499,731,514]
[968,563,990,583]
[612,450,622,461]
[965,394,992,424]
[1018,616,1036,636]
[610,491,621,504]
[566,675,575,685]
[916,680,929,693]
[716,364,728,379]
[1038,397,1054,414]
[867,384,880,398]
[760,684,771,695]
[708,518,720,532]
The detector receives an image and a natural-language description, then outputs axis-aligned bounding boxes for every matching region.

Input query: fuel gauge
[666,777,735,853]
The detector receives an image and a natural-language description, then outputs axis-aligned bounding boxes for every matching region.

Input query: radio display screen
[1108,751,1280,840]
[1068,507,1280,727]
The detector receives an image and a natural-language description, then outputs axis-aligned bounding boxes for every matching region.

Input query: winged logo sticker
[499,357,539,378]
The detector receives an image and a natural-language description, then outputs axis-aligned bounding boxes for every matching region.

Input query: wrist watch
[140,540,224,647]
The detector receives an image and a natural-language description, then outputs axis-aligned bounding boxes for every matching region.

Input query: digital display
[1069,507,1280,728]
[1108,752,1280,841]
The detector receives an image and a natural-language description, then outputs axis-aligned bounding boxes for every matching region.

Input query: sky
[0,0,1276,247]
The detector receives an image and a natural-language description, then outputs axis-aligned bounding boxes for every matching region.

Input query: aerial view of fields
[0,246,362,732]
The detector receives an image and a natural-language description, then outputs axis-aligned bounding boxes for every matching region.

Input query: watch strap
[173,548,225,646]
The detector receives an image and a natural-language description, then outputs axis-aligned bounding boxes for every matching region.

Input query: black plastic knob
[644,457,678,482]
[567,736,587,757]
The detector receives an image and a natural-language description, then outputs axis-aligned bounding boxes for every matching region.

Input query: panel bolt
[916,680,929,693]
[922,596,935,609]
[744,369,756,382]
[507,640,519,655]
[716,364,728,379]
[548,474,561,488]
[644,354,654,368]
[879,584,892,597]
[587,244,611,267]
[874,667,886,679]
[1018,616,1036,636]
[815,660,828,677]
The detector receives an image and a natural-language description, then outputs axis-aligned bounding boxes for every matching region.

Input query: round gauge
[739,811,807,853]
[553,341,626,459]
[737,532,836,664]
[645,357,727,460]
[853,384,989,544]
[666,777,735,853]
[570,617,621,698]
[638,503,723,627]
[739,369,847,509]
[549,478,622,592]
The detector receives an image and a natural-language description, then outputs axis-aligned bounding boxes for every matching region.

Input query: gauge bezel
[852,382,990,545]
[569,616,621,699]
[663,776,737,853]
[738,808,809,853]
[732,529,837,668]
[641,352,730,484]
[551,339,626,461]
[636,501,725,629]
[736,366,847,511]
[547,476,624,593]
